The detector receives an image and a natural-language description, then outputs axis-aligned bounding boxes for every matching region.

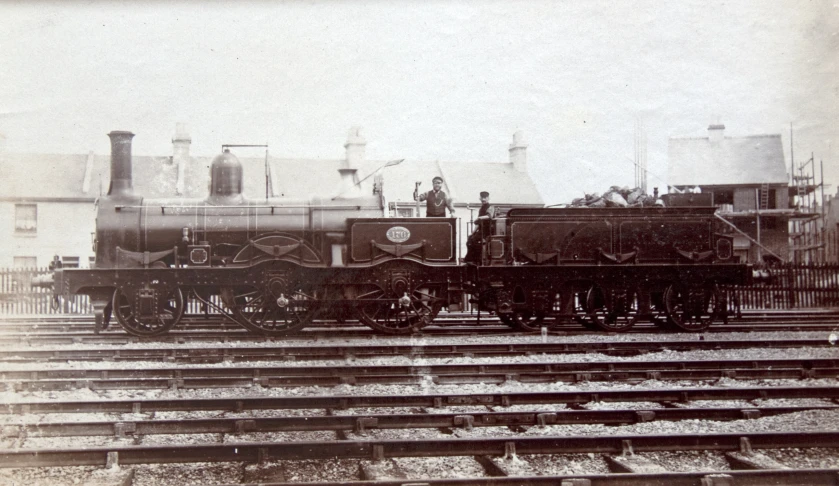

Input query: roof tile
[668,134,788,186]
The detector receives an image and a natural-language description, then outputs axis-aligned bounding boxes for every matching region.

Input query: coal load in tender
[569,186,663,208]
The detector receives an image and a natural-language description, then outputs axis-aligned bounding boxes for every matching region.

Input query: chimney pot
[509,130,528,173]
[708,124,725,143]
[172,123,192,195]
[339,126,365,197]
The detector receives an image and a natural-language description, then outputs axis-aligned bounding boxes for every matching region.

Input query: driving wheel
[222,284,316,336]
[356,283,442,335]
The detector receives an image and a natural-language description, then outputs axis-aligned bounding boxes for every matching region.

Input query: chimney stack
[173,123,191,160]
[107,131,135,197]
[509,131,527,172]
[172,123,191,195]
[344,126,366,168]
[338,126,365,198]
[708,124,725,143]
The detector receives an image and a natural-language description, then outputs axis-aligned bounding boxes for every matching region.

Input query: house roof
[0,151,544,207]
[668,134,788,186]
[0,152,182,199]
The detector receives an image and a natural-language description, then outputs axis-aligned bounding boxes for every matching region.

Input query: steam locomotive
[52,131,750,336]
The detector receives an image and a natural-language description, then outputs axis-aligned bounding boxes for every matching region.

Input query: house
[0,125,544,268]
[668,124,806,263]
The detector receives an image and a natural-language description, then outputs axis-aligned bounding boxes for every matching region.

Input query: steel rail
[0,309,835,332]
[0,338,833,363]
[2,431,839,468]
[2,308,835,323]
[3,357,838,381]
[5,385,839,415]
[5,320,839,345]
[9,367,839,391]
[1,314,836,329]
[8,406,837,439]
[209,470,839,486]
[4,358,839,392]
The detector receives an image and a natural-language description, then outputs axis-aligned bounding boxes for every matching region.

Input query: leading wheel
[356,283,442,335]
[664,284,720,332]
[585,285,638,332]
[222,285,316,336]
[112,287,185,337]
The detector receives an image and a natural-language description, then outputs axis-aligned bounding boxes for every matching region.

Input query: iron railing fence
[1,264,837,316]
[723,263,839,310]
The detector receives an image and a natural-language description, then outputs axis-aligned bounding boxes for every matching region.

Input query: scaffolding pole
[714,213,785,262]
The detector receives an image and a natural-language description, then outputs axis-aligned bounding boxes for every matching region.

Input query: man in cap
[414,176,455,217]
[464,191,495,263]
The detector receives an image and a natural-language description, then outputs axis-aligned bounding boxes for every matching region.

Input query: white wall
[1,201,97,268]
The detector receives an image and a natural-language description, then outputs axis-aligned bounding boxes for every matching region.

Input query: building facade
[668,124,798,263]
[0,126,544,268]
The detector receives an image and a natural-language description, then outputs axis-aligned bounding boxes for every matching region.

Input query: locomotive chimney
[107,130,135,197]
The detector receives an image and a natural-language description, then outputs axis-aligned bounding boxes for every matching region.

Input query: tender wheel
[112,287,184,337]
[664,284,720,332]
[570,289,599,331]
[506,310,546,332]
[499,314,517,328]
[356,284,442,335]
[222,286,315,335]
[585,285,638,332]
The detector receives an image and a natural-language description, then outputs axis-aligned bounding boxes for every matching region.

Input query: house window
[89,256,96,268]
[15,204,37,234]
[713,190,734,205]
[13,256,37,268]
[62,256,80,268]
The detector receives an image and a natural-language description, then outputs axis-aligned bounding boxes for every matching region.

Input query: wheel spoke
[112,288,184,337]
[585,286,636,332]
[225,284,313,336]
[664,284,718,331]
[356,283,442,335]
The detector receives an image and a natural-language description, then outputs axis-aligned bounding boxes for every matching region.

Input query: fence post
[786,264,796,309]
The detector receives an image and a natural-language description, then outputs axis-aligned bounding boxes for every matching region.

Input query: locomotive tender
[53,131,750,336]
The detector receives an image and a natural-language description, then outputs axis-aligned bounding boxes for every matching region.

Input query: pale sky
[1,0,837,205]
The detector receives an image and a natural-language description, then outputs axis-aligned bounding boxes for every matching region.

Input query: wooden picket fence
[0,267,92,315]
[0,264,837,316]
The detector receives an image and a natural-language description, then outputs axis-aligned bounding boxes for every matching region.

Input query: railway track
[0,310,836,346]
[0,337,832,363]
[1,313,838,485]
[3,358,838,391]
[6,385,839,414]
[5,386,839,483]
[4,431,839,468]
